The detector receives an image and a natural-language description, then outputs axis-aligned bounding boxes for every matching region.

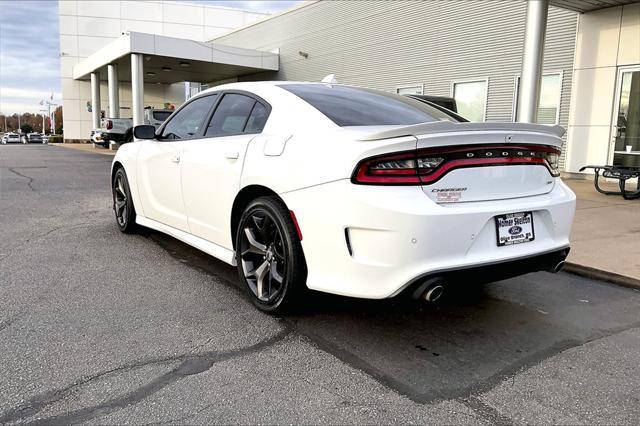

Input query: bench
[579,165,640,200]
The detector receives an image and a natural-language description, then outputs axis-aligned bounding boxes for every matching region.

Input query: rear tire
[236,196,307,313]
[112,168,137,234]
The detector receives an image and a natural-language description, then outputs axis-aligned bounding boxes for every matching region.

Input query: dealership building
[59,0,640,174]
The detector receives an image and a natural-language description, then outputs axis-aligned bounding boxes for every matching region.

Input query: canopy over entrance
[73,31,278,128]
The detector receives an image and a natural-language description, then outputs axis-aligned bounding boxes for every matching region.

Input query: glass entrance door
[611,67,640,167]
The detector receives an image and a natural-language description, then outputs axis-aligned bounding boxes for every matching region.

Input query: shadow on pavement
[147,229,640,403]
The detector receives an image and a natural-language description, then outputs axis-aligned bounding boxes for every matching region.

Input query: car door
[136,94,218,232]
[181,92,270,249]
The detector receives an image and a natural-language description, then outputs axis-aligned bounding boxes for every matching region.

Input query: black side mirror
[133,125,156,140]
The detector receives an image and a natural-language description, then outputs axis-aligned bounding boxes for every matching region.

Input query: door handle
[171,155,181,163]
[225,151,239,160]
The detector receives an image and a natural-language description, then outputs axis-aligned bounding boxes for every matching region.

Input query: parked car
[111,81,576,313]
[26,133,43,143]
[407,94,459,113]
[90,129,108,148]
[405,94,470,122]
[101,108,172,145]
[3,133,22,144]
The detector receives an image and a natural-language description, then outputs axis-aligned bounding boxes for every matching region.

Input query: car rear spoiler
[357,121,566,141]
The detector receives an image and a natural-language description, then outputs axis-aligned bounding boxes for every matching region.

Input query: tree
[54,106,63,135]
[20,123,34,134]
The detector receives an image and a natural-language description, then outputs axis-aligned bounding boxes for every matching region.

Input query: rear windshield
[279,84,461,126]
[152,111,172,122]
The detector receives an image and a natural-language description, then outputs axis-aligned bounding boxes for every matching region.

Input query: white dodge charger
[111,81,576,312]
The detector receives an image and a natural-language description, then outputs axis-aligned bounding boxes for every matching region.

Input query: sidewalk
[564,178,640,286]
[51,143,115,156]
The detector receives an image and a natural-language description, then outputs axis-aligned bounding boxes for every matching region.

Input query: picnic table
[579,155,640,199]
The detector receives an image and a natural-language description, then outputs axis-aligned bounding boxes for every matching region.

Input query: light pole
[39,109,47,133]
[50,104,58,134]
[41,99,58,134]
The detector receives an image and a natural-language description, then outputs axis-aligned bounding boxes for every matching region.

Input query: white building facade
[59,0,640,175]
[58,0,269,141]
[564,3,640,172]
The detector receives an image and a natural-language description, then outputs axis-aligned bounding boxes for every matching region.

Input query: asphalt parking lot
[1,144,640,424]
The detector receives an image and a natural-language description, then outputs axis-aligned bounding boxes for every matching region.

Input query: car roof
[198,80,345,95]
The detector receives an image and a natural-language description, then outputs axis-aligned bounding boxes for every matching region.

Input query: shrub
[48,135,63,144]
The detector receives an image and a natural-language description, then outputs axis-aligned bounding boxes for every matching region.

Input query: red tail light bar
[352,144,561,185]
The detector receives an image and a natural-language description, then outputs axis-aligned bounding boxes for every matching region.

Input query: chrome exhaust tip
[553,260,566,273]
[423,283,445,303]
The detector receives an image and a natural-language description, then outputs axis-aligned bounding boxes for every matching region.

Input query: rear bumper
[404,247,569,299]
[102,132,127,142]
[281,178,576,299]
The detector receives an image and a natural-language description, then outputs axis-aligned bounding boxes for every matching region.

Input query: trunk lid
[352,122,564,203]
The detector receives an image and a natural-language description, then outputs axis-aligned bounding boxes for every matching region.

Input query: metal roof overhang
[73,32,278,84]
[549,0,638,13]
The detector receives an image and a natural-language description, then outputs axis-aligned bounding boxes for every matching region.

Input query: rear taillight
[106,120,113,130]
[352,144,561,185]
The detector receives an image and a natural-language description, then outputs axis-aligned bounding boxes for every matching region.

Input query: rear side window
[206,94,257,137]
[280,84,461,126]
[245,102,268,133]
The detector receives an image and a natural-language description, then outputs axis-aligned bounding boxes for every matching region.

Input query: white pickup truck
[100,108,173,145]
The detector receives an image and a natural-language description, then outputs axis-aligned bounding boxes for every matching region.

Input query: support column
[107,64,120,119]
[517,0,548,123]
[90,72,101,130]
[131,53,144,127]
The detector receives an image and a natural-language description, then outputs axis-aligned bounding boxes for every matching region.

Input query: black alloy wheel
[112,168,137,233]
[236,196,306,313]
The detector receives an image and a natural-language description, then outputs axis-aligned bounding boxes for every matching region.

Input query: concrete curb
[564,262,640,291]
[51,143,116,156]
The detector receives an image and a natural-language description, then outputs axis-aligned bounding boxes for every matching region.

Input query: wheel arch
[111,159,139,212]
[230,184,286,250]
[111,160,124,184]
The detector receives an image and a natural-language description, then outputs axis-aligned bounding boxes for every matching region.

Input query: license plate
[495,211,535,246]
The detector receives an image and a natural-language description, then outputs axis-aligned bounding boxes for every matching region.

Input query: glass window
[513,74,562,124]
[245,102,268,133]
[396,85,423,95]
[613,70,640,167]
[206,94,256,137]
[280,84,460,126]
[453,80,487,122]
[160,94,217,140]
[152,111,172,122]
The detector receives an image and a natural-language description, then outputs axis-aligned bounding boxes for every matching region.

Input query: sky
[0,0,301,115]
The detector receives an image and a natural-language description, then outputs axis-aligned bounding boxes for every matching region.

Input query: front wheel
[236,196,307,313]
[112,168,137,233]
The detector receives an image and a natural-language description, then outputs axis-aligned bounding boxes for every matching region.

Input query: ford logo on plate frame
[508,225,523,235]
